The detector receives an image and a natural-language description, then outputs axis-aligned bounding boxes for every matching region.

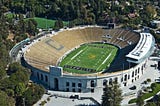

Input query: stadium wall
[22,56,147,93]
[10,38,30,61]
[20,26,151,93]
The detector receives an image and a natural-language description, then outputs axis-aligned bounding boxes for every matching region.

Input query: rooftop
[126,33,154,63]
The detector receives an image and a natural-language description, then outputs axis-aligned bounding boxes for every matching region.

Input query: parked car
[129,85,136,90]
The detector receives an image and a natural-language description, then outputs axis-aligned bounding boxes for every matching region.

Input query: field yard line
[66,46,88,65]
[102,53,111,64]
[71,50,84,60]
[96,51,112,71]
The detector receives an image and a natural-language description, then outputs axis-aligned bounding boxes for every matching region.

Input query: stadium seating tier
[24,27,140,72]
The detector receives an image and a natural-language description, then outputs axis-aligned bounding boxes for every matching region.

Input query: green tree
[68,21,75,28]
[15,83,26,96]
[8,62,21,74]
[136,90,144,106]
[0,78,14,90]
[145,102,156,106]
[9,68,30,85]
[0,90,15,106]
[102,81,122,106]
[26,19,37,36]
[0,69,6,80]
[145,5,157,18]
[5,89,14,97]
[22,84,45,106]
[54,19,64,30]
[151,83,156,90]
[0,15,9,40]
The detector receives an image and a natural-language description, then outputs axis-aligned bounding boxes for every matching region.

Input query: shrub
[143,88,148,92]
[147,78,151,82]
[129,83,160,104]
[151,83,156,90]
[47,97,50,101]
[22,83,45,106]
[40,100,47,106]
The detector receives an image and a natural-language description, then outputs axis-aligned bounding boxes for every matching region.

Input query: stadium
[20,26,155,93]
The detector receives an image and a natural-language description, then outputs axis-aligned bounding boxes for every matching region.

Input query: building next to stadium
[12,26,155,93]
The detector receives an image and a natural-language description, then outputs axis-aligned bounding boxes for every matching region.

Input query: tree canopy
[0,0,158,27]
[102,82,122,106]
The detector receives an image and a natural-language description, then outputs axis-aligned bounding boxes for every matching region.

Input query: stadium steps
[109,29,121,43]
[112,30,125,45]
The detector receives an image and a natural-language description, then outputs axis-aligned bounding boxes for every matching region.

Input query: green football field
[59,43,118,74]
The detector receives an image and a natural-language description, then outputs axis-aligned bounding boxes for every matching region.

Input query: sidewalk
[121,59,159,105]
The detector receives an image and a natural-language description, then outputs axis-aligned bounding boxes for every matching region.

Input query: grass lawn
[4,13,69,29]
[5,13,16,19]
[59,43,118,74]
[129,83,160,104]
[31,17,68,29]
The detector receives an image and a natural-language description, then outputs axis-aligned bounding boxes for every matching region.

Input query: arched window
[135,69,137,76]
[103,79,108,86]
[121,77,123,82]
[124,74,127,81]
[91,80,95,87]
[114,77,118,83]
[109,78,112,85]
[132,71,134,77]
[45,75,48,82]
[141,66,143,71]
[128,75,130,79]
[37,72,39,80]
[41,74,43,81]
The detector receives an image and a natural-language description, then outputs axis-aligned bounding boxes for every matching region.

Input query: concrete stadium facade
[20,26,155,93]
[24,60,147,93]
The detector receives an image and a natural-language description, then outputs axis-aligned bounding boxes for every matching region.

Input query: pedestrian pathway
[121,59,159,105]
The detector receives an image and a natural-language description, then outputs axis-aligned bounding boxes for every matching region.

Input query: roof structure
[126,33,155,63]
